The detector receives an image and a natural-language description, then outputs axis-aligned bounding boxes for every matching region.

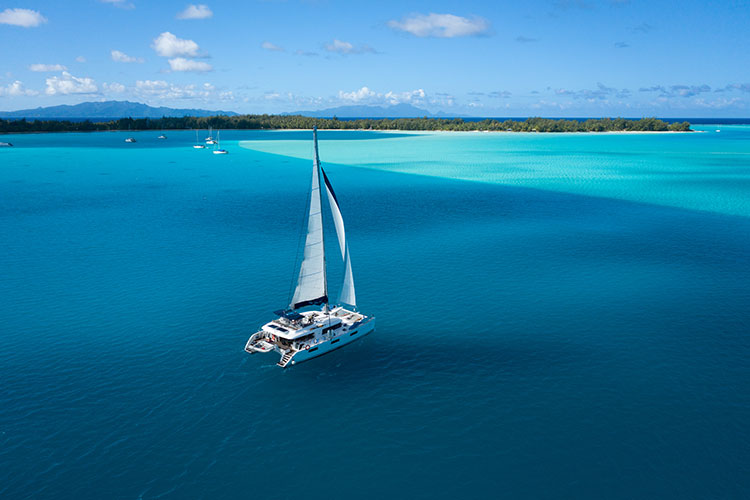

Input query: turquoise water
[1,129,749,498]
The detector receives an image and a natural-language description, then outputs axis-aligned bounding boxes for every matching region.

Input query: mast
[290,126,328,309]
[314,126,328,308]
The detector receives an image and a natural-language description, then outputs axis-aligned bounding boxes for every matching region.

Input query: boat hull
[287,318,375,367]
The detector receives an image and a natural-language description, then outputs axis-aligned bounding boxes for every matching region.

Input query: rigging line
[319,159,329,308]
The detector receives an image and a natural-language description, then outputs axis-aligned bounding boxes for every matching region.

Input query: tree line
[0,115,691,133]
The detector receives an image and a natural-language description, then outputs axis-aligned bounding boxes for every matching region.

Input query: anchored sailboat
[245,127,375,367]
[205,126,217,145]
[213,130,228,154]
[193,129,206,149]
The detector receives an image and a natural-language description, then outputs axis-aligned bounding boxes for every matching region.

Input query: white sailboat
[193,129,206,149]
[212,130,228,154]
[205,126,217,145]
[245,127,375,367]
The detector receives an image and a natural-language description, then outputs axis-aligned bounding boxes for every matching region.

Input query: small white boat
[205,126,217,145]
[0,142,12,147]
[157,134,167,140]
[213,130,228,154]
[245,127,375,367]
[193,129,206,149]
[125,137,136,143]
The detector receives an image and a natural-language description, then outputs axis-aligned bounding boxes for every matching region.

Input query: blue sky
[1,0,749,116]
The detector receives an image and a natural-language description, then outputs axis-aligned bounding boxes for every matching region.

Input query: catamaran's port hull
[285,318,375,367]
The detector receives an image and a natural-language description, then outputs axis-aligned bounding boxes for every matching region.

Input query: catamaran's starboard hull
[285,318,375,367]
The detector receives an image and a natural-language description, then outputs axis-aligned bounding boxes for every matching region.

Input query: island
[0,115,691,134]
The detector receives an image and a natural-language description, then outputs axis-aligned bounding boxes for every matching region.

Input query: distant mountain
[286,103,447,118]
[0,100,238,119]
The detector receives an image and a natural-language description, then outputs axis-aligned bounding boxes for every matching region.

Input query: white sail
[291,140,327,309]
[322,169,356,307]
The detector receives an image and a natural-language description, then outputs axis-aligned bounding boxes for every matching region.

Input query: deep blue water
[1,129,749,499]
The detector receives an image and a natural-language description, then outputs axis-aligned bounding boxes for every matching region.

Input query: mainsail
[290,129,327,309]
[291,127,356,309]
[322,169,356,307]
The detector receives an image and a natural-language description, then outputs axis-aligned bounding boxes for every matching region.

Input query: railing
[245,331,274,353]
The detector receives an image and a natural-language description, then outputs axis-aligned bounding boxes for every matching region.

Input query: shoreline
[1,116,692,134]
[0,128,696,136]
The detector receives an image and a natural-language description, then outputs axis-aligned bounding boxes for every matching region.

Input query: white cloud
[555,82,630,100]
[262,41,284,52]
[338,86,377,101]
[168,57,212,72]
[324,39,376,55]
[75,56,87,63]
[151,32,200,57]
[29,63,67,72]
[0,8,47,27]
[430,92,455,107]
[326,39,354,53]
[135,80,170,94]
[100,0,134,10]
[103,82,126,93]
[45,72,98,95]
[388,13,489,38]
[135,79,226,100]
[489,90,512,98]
[177,4,212,20]
[111,50,144,63]
[385,88,426,105]
[0,80,39,97]
[693,97,743,109]
[337,86,426,105]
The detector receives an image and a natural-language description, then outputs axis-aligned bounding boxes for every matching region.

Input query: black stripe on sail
[321,169,340,209]
[293,295,328,309]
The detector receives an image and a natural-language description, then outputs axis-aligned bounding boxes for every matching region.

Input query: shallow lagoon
[1,129,748,498]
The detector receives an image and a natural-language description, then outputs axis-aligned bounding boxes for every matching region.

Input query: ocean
[1,127,748,499]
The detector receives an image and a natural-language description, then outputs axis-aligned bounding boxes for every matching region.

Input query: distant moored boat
[212,130,228,154]
[0,142,12,147]
[125,137,136,143]
[205,126,217,145]
[193,129,206,149]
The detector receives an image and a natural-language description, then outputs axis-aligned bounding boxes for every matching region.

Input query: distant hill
[0,100,238,119]
[286,103,458,118]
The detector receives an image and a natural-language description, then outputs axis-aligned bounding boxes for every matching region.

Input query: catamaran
[245,127,375,367]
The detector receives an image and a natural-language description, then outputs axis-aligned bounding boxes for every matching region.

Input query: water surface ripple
[1,129,748,499]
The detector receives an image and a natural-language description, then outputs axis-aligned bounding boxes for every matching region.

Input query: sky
[1,0,749,117]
